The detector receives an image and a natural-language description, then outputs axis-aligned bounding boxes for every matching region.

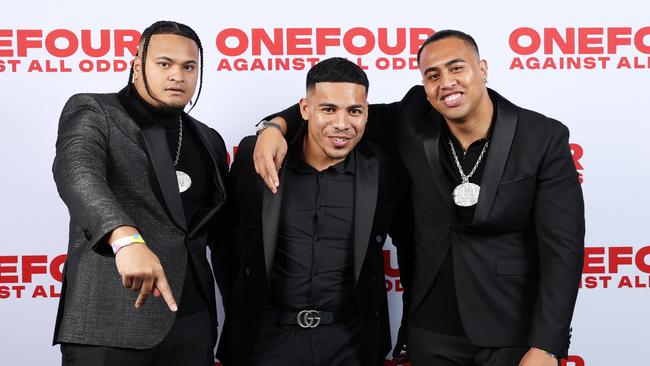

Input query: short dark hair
[127,20,204,112]
[417,29,480,64]
[306,57,369,93]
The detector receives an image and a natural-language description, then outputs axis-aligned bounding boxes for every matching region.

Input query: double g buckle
[296,310,321,328]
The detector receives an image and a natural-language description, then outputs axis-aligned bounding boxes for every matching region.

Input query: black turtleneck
[117,85,215,315]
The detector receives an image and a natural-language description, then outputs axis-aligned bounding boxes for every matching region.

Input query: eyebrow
[423,58,466,75]
[154,56,198,64]
[318,103,365,109]
[347,104,365,109]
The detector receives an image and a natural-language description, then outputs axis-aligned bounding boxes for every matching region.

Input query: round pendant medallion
[452,182,480,207]
[176,170,192,193]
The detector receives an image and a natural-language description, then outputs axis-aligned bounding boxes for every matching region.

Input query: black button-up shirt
[269,148,357,312]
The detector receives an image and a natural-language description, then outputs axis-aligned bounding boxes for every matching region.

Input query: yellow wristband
[110,233,145,254]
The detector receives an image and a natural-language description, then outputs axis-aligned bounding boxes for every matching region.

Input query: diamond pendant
[452,182,480,207]
[176,170,192,193]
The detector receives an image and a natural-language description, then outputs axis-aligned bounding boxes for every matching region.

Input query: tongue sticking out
[443,93,462,107]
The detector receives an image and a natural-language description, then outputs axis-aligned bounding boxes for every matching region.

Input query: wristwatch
[256,120,283,135]
[532,347,557,359]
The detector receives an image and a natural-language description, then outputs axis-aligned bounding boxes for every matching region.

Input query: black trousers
[251,315,363,366]
[60,308,213,366]
[408,324,560,366]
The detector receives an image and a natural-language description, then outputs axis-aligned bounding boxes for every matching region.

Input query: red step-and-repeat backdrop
[1,1,648,365]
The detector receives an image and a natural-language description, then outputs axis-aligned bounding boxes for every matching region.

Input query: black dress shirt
[411,102,497,336]
[269,146,357,312]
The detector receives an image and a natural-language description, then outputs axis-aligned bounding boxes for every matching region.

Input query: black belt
[264,308,357,328]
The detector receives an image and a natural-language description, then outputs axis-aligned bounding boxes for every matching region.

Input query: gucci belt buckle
[296,309,321,328]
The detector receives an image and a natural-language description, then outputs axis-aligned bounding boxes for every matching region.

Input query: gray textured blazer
[52,89,228,349]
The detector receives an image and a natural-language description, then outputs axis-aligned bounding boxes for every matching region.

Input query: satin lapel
[262,165,286,281]
[353,149,378,284]
[139,125,187,231]
[189,117,226,199]
[473,90,518,226]
[187,119,227,238]
[421,110,455,211]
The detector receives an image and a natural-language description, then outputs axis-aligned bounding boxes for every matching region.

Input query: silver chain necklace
[173,116,183,166]
[174,116,192,193]
[448,138,489,207]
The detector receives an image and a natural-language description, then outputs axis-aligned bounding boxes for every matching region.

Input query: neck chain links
[173,116,183,167]
[448,138,489,183]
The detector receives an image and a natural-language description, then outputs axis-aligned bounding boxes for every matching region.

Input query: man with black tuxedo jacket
[52,21,229,366]
[217,57,412,366]
[253,30,584,366]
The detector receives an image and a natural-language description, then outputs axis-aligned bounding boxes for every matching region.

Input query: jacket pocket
[499,175,534,185]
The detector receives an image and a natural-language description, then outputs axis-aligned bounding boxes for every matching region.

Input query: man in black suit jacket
[52,21,229,366]
[218,57,412,366]
[254,30,584,366]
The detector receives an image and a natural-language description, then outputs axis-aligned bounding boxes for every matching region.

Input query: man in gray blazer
[52,21,229,366]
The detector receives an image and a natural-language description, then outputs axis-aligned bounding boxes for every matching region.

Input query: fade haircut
[306,57,369,94]
[127,20,204,112]
[417,29,480,65]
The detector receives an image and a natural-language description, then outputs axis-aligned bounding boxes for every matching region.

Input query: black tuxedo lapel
[473,89,518,226]
[262,165,286,280]
[186,118,227,238]
[139,124,188,231]
[353,148,378,284]
[189,118,226,193]
[420,110,455,211]
[115,87,187,231]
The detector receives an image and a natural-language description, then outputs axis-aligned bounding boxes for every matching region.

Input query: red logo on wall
[570,143,584,184]
[383,249,405,293]
[562,355,586,366]
[382,353,585,365]
[214,27,433,72]
[0,254,66,299]
[581,246,650,289]
[0,29,138,73]
[508,27,650,70]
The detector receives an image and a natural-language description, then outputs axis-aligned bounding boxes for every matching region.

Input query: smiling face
[419,36,490,124]
[133,34,199,109]
[300,82,368,170]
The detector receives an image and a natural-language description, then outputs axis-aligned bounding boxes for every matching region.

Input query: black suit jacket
[396,86,584,357]
[271,86,584,358]
[52,90,229,349]
[217,133,412,366]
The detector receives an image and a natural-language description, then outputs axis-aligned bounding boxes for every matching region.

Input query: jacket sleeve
[207,127,235,304]
[528,122,585,358]
[211,135,257,310]
[52,94,137,256]
[386,158,415,326]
